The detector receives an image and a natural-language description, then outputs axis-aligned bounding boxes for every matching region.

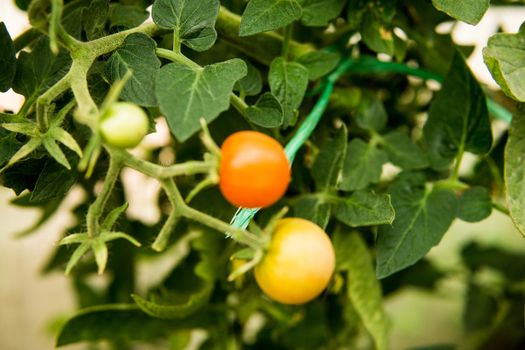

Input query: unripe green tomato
[99,102,149,148]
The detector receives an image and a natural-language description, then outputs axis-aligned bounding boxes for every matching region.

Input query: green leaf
[505,107,525,237]
[246,92,284,128]
[234,61,263,96]
[43,137,70,170]
[295,50,340,80]
[335,190,394,227]
[382,130,429,170]
[356,95,387,132]
[463,282,497,332]
[361,11,394,56]
[101,203,129,231]
[81,0,109,40]
[292,195,331,229]
[30,160,77,203]
[92,239,108,274]
[105,33,161,107]
[483,25,525,102]
[339,139,387,191]
[156,59,247,141]
[152,0,220,51]
[312,125,347,190]
[376,174,458,278]
[269,57,309,127]
[132,230,223,319]
[55,304,213,346]
[342,232,388,350]
[298,0,346,27]
[12,37,71,98]
[65,242,90,275]
[457,187,492,223]
[109,4,149,29]
[0,22,16,92]
[0,134,23,167]
[424,51,492,170]
[239,0,302,37]
[432,0,489,25]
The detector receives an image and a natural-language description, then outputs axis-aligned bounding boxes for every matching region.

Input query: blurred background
[1,1,525,349]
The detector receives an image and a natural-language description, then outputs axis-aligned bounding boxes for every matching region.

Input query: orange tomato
[255,218,335,304]
[219,131,290,208]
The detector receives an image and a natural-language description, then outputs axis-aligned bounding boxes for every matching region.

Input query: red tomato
[219,131,290,208]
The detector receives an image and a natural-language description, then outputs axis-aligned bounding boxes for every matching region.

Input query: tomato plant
[1,0,525,349]
[255,218,335,304]
[219,130,290,208]
[99,102,149,148]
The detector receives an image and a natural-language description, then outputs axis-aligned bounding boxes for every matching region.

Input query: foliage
[1,0,525,349]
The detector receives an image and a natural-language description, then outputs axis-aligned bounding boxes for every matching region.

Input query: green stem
[152,210,181,252]
[492,202,510,216]
[120,150,213,178]
[69,60,98,127]
[156,48,201,70]
[87,152,123,236]
[173,30,181,54]
[230,93,249,118]
[13,28,41,51]
[36,72,71,131]
[281,24,293,59]
[161,179,262,249]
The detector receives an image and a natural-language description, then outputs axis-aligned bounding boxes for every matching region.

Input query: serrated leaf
[12,37,71,98]
[343,232,388,350]
[82,0,109,40]
[246,92,283,128]
[156,59,247,141]
[55,304,214,346]
[312,125,347,190]
[483,25,525,102]
[424,51,492,170]
[106,33,161,107]
[239,0,302,37]
[152,0,219,51]
[505,107,525,237]
[0,133,23,167]
[101,203,129,231]
[457,187,492,223]
[432,0,489,25]
[269,57,308,127]
[382,130,429,170]
[109,4,149,28]
[30,160,77,203]
[292,195,332,229]
[132,230,223,319]
[335,190,394,227]
[234,61,263,96]
[339,139,387,191]
[298,0,346,27]
[0,22,17,92]
[295,50,340,80]
[376,174,458,278]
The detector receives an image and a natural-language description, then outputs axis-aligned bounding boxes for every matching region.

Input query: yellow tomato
[255,218,335,304]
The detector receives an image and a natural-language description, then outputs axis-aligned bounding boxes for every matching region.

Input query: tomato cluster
[219,131,335,304]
